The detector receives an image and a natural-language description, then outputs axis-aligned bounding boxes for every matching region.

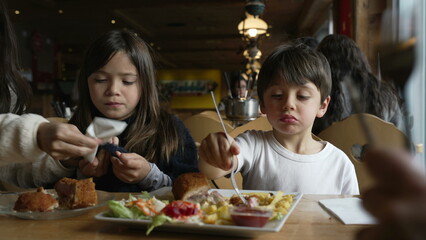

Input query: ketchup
[231,207,272,227]
[161,201,200,220]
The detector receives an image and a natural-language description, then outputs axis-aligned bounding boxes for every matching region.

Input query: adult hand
[357,147,426,240]
[78,137,117,177]
[37,122,101,161]
[111,152,151,183]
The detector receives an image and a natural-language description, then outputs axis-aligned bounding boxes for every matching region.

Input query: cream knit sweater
[0,113,75,188]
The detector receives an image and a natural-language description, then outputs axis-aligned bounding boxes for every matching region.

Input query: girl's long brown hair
[70,29,179,163]
[0,0,31,114]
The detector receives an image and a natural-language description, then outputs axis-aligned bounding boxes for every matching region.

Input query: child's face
[260,77,330,137]
[88,51,141,120]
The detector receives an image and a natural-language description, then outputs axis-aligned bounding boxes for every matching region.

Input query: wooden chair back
[229,116,272,138]
[211,172,243,189]
[318,113,410,193]
[183,111,233,144]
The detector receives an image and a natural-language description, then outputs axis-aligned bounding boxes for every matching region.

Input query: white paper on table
[319,197,377,225]
[84,117,128,162]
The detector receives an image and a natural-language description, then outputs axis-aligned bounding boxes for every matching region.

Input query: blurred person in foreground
[357,2,425,238]
[357,147,426,240]
[0,0,100,167]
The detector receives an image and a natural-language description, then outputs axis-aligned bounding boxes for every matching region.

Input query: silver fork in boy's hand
[210,91,248,205]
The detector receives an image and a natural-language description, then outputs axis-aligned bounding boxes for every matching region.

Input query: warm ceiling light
[247,28,258,38]
[238,14,268,38]
[58,9,64,14]
[111,19,116,24]
[14,10,20,15]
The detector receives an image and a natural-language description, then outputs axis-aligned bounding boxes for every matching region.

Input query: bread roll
[172,172,210,201]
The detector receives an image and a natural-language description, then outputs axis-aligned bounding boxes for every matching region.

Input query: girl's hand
[111,152,151,183]
[78,149,110,177]
[37,122,101,161]
[77,137,118,177]
[199,132,240,171]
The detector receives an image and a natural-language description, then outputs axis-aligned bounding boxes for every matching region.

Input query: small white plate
[95,189,302,237]
[0,189,114,220]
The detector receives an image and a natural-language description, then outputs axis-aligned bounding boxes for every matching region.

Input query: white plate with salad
[94,188,302,237]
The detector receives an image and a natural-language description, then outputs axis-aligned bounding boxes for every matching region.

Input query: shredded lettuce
[105,192,193,235]
[273,212,284,220]
[106,200,133,219]
[134,191,151,199]
[106,192,168,221]
[146,214,173,235]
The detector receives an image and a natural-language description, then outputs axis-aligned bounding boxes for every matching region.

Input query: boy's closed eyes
[266,85,318,102]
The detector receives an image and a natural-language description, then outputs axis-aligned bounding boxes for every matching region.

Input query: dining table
[0,193,369,240]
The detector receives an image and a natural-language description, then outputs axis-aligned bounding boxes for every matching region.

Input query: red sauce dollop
[231,207,272,227]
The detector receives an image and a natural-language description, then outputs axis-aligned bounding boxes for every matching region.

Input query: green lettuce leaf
[146,214,173,235]
[107,200,133,219]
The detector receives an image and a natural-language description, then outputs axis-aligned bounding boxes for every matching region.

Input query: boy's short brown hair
[257,42,331,103]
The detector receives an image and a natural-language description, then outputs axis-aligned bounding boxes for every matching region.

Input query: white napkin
[319,197,377,224]
[84,117,128,162]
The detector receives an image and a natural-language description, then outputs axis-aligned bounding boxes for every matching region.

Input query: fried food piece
[13,187,58,212]
[54,177,97,209]
[172,172,210,201]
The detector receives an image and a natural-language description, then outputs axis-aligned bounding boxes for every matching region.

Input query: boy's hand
[199,132,240,171]
[111,152,151,183]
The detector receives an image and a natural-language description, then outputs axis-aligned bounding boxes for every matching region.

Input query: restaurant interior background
[4,0,426,166]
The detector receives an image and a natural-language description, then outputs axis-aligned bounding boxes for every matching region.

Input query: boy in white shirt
[199,43,359,194]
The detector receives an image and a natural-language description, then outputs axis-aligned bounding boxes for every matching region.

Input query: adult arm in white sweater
[0,113,100,165]
[0,113,49,166]
[0,113,72,187]
[0,113,100,188]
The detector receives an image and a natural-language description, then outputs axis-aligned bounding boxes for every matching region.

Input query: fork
[210,91,248,205]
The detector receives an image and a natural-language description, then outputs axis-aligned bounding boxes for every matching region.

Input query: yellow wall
[157,69,222,109]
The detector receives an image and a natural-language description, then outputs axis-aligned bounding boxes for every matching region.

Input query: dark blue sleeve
[157,116,199,181]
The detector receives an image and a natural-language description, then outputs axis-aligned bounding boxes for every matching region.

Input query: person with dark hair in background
[294,36,319,49]
[232,73,248,99]
[313,34,405,135]
[0,0,99,170]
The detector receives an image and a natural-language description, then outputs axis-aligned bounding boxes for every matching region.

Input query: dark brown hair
[70,29,180,163]
[317,34,402,123]
[257,42,332,103]
[0,0,31,114]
